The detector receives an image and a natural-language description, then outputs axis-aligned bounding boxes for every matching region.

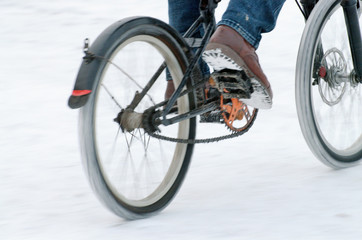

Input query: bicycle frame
[68,0,362,113]
[162,0,219,124]
[341,0,362,79]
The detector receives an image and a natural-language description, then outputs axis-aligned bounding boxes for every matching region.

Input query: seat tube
[341,0,362,79]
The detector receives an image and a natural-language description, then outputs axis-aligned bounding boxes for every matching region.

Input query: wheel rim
[92,35,190,207]
[310,4,362,157]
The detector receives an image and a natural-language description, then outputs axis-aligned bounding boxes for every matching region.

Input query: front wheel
[296,0,362,168]
[79,17,197,219]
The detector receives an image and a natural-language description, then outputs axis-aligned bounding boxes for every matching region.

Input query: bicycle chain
[144,118,257,144]
[143,102,259,144]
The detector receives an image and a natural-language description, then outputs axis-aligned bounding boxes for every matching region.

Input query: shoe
[202,25,272,109]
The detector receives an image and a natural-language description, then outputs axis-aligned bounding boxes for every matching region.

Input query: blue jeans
[167,0,285,80]
[166,0,209,81]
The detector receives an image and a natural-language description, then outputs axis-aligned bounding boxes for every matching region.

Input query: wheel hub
[114,109,143,132]
[318,48,347,106]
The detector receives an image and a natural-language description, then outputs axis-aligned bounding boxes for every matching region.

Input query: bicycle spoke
[104,127,122,167]
[124,133,140,198]
[106,58,158,106]
[138,129,150,153]
[145,135,151,152]
[101,83,123,109]
[105,58,143,90]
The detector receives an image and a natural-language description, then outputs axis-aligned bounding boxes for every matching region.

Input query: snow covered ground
[2,0,362,239]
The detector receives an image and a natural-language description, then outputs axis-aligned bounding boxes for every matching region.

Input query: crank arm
[161,102,219,126]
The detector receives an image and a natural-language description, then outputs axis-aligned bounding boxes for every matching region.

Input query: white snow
[2,0,362,239]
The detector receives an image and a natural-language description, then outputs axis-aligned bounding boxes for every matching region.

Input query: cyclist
[166,0,286,109]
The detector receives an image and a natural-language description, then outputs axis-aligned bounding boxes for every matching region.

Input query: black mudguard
[68,16,190,109]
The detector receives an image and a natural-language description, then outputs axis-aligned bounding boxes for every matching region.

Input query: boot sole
[202,43,272,109]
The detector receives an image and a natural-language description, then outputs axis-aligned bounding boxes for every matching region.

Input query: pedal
[204,86,220,100]
[200,110,223,123]
[210,70,253,99]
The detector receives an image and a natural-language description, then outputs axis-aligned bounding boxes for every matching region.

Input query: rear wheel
[296,0,362,168]
[79,17,196,219]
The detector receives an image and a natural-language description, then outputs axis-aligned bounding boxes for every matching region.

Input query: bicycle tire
[296,0,362,168]
[79,17,197,219]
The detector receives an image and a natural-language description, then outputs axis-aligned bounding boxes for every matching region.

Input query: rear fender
[68,16,190,109]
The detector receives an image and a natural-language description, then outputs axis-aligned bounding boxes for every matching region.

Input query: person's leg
[168,0,200,36]
[166,0,209,99]
[202,0,286,109]
[219,0,286,49]
[169,0,286,48]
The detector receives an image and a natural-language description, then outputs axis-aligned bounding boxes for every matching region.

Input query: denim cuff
[217,19,261,49]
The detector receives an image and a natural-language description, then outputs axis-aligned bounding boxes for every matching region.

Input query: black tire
[296,0,362,168]
[79,17,196,219]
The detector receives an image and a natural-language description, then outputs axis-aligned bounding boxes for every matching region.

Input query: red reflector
[319,67,327,78]
[72,90,92,96]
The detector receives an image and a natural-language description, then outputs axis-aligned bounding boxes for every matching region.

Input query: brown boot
[202,25,272,109]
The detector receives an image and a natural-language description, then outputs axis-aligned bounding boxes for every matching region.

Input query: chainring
[220,96,256,132]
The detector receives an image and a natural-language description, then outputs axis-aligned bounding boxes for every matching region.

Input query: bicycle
[68,0,362,219]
